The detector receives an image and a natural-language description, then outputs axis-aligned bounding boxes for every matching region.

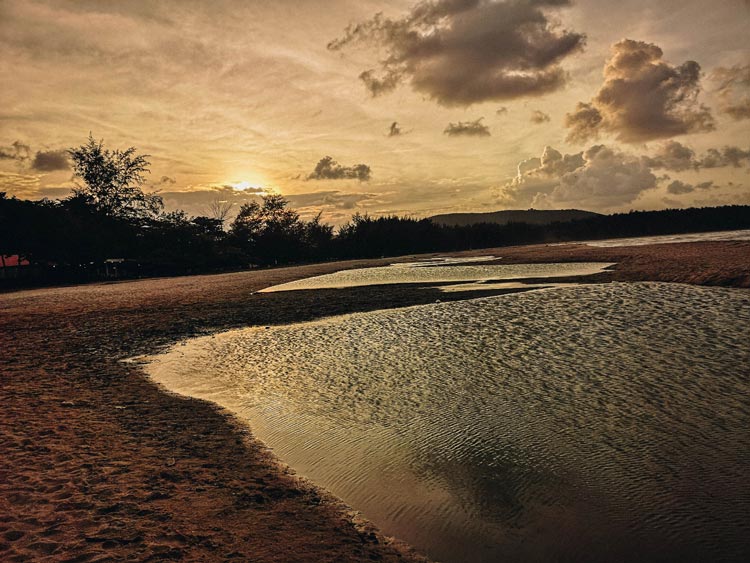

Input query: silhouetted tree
[206,198,234,227]
[230,195,308,264]
[68,135,163,219]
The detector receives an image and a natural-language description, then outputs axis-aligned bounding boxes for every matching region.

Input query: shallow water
[147,283,750,562]
[583,228,750,247]
[259,261,613,292]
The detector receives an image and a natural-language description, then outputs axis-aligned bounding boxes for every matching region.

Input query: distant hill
[430,209,602,227]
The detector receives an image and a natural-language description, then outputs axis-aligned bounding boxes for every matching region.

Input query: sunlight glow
[230,180,266,193]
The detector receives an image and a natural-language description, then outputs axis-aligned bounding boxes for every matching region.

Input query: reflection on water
[259,261,613,292]
[147,283,750,562]
[583,228,750,247]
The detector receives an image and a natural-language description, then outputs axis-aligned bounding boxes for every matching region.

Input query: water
[582,229,750,247]
[146,283,750,562]
[259,260,613,292]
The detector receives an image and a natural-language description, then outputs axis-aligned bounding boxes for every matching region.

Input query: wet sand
[1,240,748,562]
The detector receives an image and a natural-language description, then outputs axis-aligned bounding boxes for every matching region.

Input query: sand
[1,240,748,562]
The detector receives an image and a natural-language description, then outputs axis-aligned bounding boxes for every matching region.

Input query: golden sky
[1,0,749,224]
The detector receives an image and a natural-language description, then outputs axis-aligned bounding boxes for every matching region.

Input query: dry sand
[1,241,748,562]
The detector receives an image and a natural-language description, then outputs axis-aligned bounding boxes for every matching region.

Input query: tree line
[2,136,750,287]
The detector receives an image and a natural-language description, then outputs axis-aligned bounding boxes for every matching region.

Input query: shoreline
[1,241,749,562]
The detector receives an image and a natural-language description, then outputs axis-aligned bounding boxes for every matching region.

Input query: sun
[230,180,262,191]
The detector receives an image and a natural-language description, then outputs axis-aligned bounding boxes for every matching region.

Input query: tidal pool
[259,260,613,292]
[146,283,750,562]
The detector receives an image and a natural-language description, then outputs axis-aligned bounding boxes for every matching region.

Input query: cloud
[307,156,371,181]
[666,180,715,195]
[0,141,31,162]
[444,117,490,137]
[642,140,697,171]
[499,140,748,210]
[159,185,268,219]
[498,144,658,209]
[712,63,750,120]
[698,146,750,168]
[530,110,551,124]
[565,39,715,143]
[643,140,750,171]
[329,0,585,107]
[496,107,508,115]
[388,122,402,137]
[0,170,42,197]
[159,175,177,184]
[286,190,379,211]
[30,149,70,172]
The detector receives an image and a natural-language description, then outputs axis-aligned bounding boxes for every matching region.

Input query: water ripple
[147,282,750,562]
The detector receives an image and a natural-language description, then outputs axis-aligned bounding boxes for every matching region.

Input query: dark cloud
[712,63,750,120]
[666,180,715,195]
[388,122,402,137]
[566,39,715,143]
[564,102,602,142]
[329,0,585,107]
[0,141,31,162]
[496,107,508,115]
[530,110,551,124]
[444,117,490,137]
[307,156,371,181]
[30,149,70,172]
[3,143,69,172]
[642,140,697,171]
[644,141,750,171]
[699,146,750,168]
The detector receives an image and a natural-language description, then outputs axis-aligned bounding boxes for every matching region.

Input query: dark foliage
[3,186,749,289]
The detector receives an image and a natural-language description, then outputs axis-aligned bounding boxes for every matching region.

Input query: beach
[1,240,749,562]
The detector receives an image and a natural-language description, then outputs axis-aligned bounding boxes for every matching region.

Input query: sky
[1,0,749,224]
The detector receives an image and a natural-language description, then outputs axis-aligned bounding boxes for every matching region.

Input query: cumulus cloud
[307,156,371,181]
[444,117,491,137]
[644,140,750,171]
[498,144,658,209]
[530,110,551,124]
[388,122,402,137]
[499,140,749,209]
[329,0,585,107]
[0,141,31,163]
[30,149,70,172]
[565,39,715,143]
[712,63,750,120]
